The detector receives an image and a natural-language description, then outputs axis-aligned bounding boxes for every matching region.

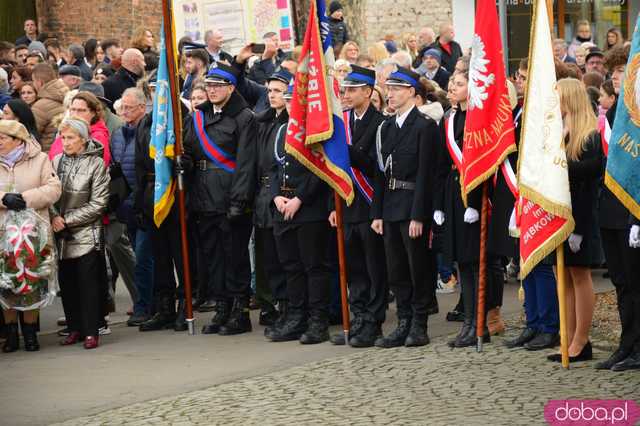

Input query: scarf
[0,143,25,168]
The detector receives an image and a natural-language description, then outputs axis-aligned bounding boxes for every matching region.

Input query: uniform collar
[395,104,415,128]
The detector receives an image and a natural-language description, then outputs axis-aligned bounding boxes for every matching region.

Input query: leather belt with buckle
[196,160,223,171]
[388,178,416,190]
[280,186,296,197]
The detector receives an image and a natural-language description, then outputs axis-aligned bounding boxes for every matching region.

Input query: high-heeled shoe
[83,336,99,350]
[60,332,81,346]
[547,341,592,363]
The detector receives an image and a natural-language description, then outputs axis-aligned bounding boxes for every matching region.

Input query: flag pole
[556,248,570,368]
[161,0,195,335]
[334,192,350,343]
[476,181,489,352]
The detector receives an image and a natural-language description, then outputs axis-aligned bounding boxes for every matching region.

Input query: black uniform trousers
[255,226,287,302]
[601,228,640,352]
[383,220,435,319]
[274,222,331,318]
[458,256,503,325]
[59,250,106,338]
[345,221,388,323]
[149,208,184,304]
[195,214,253,301]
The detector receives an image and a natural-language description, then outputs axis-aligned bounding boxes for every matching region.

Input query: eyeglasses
[69,107,90,114]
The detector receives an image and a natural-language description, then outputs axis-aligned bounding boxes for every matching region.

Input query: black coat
[431,67,452,91]
[208,50,234,66]
[371,106,440,225]
[344,104,385,224]
[248,50,288,85]
[133,113,156,220]
[232,58,269,113]
[328,17,349,47]
[102,68,141,111]
[254,107,288,228]
[423,38,463,74]
[182,92,257,215]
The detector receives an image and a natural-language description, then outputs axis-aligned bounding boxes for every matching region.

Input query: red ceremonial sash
[193,110,236,173]
[598,114,610,157]
[445,111,463,172]
[345,110,374,204]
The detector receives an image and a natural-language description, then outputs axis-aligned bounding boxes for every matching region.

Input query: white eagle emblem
[468,34,495,110]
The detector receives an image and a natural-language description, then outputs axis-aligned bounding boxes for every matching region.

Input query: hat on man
[341,64,376,87]
[386,66,421,89]
[59,65,81,77]
[183,41,207,52]
[283,79,295,100]
[585,47,604,63]
[423,48,442,62]
[27,41,47,59]
[205,61,240,86]
[78,81,110,105]
[267,68,294,85]
[0,120,30,142]
[329,1,343,14]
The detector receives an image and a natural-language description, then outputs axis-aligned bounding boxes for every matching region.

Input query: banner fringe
[604,172,640,220]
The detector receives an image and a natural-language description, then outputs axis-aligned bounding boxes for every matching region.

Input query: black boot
[139,297,176,332]
[405,316,430,347]
[448,320,472,348]
[349,321,383,348]
[218,298,252,335]
[300,314,329,345]
[268,309,307,342]
[22,323,40,352]
[375,318,411,348]
[2,323,19,353]
[201,300,231,334]
[174,299,188,332]
[259,303,278,327]
[330,316,364,345]
[454,324,490,348]
[265,300,288,338]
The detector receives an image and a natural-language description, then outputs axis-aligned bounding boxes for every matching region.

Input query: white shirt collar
[213,106,223,114]
[395,105,415,128]
[353,109,366,121]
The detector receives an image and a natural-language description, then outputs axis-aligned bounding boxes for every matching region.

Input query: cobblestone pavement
[53,333,640,426]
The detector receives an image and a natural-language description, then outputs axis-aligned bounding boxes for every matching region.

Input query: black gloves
[2,193,26,211]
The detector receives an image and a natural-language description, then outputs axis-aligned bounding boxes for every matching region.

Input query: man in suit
[328,66,387,348]
[371,66,441,348]
[416,48,451,90]
[553,39,576,64]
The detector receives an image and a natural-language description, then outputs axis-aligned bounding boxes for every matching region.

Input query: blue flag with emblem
[149,23,176,227]
[605,13,640,220]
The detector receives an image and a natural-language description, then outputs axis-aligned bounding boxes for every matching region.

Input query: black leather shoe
[300,318,329,344]
[405,318,429,347]
[454,326,490,348]
[174,300,188,332]
[218,299,252,335]
[594,349,631,370]
[448,323,471,348]
[349,322,382,348]
[127,313,150,327]
[259,308,278,326]
[139,312,176,331]
[201,300,230,335]
[330,332,347,345]
[547,341,592,363]
[331,316,365,345]
[611,352,640,372]
[198,299,217,313]
[375,318,411,348]
[2,323,19,353]
[504,328,538,348]
[446,310,464,322]
[22,323,40,352]
[269,311,307,342]
[524,332,559,351]
[265,300,288,339]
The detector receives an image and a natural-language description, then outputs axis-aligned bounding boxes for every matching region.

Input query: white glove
[508,208,519,238]
[463,208,479,224]
[629,225,640,248]
[433,210,445,226]
[568,233,583,253]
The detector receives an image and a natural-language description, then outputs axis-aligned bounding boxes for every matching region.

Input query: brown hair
[601,79,615,98]
[606,28,624,50]
[11,66,32,82]
[71,91,104,125]
[604,45,629,70]
[582,71,603,89]
[31,63,56,83]
[131,28,154,52]
[557,78,597,162]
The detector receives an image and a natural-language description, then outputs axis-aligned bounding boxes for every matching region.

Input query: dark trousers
[458,256,502,326]
[59,250,105,337]
[274,222,331,318]
[255,226,287,302]
[382,221,435,319]
[345,221,388,323]
[196,214,252,301]
[601,228,640,352]
[523,263,559,334]
[149,208,184,305]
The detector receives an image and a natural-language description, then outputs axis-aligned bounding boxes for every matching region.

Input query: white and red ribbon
[445,111,463,172]
[598,114,610,157]
[6,222,36,258]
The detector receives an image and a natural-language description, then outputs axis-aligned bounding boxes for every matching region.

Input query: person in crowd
[582,71,604,91]
[328,1,349,53]
[371,85,385,112]
[356,54,374,69]
[66,44,93,81]
[59,65,83,90]
[131,28,156,55]
[0,42,15,63]
[333,59,351,82]
[102,49,146,109]
[416,48,451,90]
[568,20,593,58]
[51,117,109,350]
[15,19,38,46]
[83,39,100,69]
[424,23,462,73]
[574,46,588,73]
[598,79,616,113]
[28,41,48,63]
[0,69,11,109]
[399,33,419,65]
[553,39,576,64]
[248,32,288,85]
[390,50,412,69]
[14,45,29,66]
[415,78,444,123]
[339,41,360,65]
[417,27,436,51]
[93,63,114,85]
[371,66,439,348]
[9,66,31,98]
[0,120,61,353]
[78,81,123,136]
[101,39,123,66]
[605,28,624,51]
[189,83,208,112]
[31,63,68,151]
[24,52,44,70]
[180,44,209,100]
[368,41,390,66]
[585,48,606,78]
[44,39,64,68]
[546,78,602,363]
[328,65,387,347]
[19,81,37,106]
[2,99,39,139]
[203,29,233,64]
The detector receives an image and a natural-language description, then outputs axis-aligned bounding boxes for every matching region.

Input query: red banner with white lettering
[519,199,570,268]
[462,0,516,203]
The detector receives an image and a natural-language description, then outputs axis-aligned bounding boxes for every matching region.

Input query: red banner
[462,0,516,203]
[519,199,569,267]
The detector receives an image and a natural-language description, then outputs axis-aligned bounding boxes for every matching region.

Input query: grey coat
[51,140,110,259]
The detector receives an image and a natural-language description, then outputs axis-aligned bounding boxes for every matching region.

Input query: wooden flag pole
[161,0,195,335]
[556,248,570,368]
[334,192,351,343]
[546,0,555,36]
[476,181,489,352]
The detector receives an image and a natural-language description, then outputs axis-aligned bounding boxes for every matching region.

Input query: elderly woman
[50,117,109,350]
[0,120,61,352]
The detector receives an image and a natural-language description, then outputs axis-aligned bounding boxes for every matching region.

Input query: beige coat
[31,79,69,152]
[0,138,62,230]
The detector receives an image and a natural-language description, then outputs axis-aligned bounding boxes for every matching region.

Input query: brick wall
[35,0,163,46]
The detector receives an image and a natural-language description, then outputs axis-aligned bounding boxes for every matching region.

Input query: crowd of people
[0,3,638,372]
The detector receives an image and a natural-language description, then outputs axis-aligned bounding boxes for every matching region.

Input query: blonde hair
[334,59,351,72]
[367,42,389,66]
[338,41,360,60]
[557,78,597,161]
